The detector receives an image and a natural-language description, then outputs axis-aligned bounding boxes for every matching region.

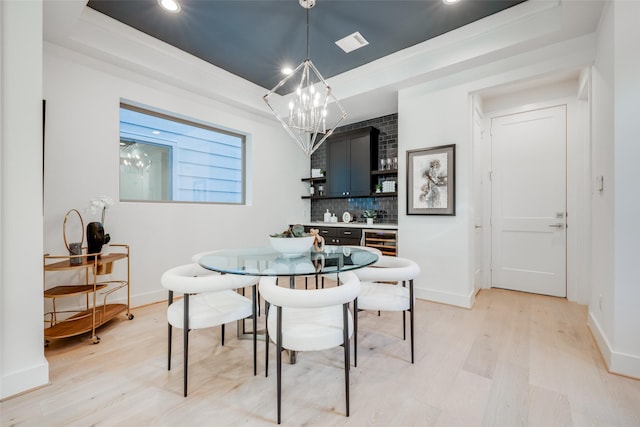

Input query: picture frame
[406,144,455,215]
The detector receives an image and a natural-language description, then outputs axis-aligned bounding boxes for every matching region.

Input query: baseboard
[0,359,49,400]
[130,289,166,309]
[415,286,474,309]
[588,311,640,380]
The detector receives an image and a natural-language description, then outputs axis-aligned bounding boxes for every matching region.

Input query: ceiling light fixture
[158,0,181,13]
[263,0,347,157]
[442,0,461,4]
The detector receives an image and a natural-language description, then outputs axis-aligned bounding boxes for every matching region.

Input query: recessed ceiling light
[335,32,369,54]
[158,0,181,13]
[281,67,293,75]
[442,0,461,4]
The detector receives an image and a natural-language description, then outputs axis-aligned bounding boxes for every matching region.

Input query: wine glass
[380,158,386,170]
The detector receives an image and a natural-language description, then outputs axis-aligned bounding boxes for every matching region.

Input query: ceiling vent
[335,31,369,53]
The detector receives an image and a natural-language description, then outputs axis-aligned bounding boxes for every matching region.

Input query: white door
[491,105,567,297]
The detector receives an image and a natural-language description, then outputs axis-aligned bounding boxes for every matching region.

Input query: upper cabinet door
[326,135,349,197]
[326,127,379,197]
[349,134,373,196]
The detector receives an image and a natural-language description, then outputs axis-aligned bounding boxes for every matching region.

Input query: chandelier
[263,0,347,157]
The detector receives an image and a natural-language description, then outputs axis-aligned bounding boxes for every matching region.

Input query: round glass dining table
[198,245,379,287]
[199,245,378,364]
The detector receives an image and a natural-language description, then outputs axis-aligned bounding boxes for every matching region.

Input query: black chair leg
[276,306,283,424]
[402,281,406,340]
[410,279,415,364]
[221,324,225,346]
[265,300,270,377]
[252,284,257,376]
[167,290,173,371]
[353,298,358,367]
[343,303,350,417]
[183,293,189,397]
[403,311,406,340]
[168,323,172,370]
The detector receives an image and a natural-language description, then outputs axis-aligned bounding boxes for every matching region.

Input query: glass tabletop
[198,245,378,277]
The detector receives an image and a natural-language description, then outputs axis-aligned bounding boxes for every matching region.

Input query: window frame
[119,102,247,205]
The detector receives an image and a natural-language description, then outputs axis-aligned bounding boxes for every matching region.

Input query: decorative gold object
[64,209,85,265]
[63,208,85,251]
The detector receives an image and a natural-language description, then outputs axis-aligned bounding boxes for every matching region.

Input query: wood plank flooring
[2,288,640,426]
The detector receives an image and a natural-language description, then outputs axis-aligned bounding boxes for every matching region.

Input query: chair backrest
[161,263,257,294]
[259,271,360,309]
[353,256,420,282]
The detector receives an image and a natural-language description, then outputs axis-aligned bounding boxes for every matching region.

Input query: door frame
[479,95,590,303]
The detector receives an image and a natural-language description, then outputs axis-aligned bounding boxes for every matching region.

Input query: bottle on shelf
[324,209,331,222]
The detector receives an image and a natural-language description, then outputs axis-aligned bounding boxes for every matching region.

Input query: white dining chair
[318,245,381,366]
[259,271,360,424]
[161,263,258,396]
[352,255,420,363]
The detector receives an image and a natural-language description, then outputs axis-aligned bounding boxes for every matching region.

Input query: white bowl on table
[269,236,315,258]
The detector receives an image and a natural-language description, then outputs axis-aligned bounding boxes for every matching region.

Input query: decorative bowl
[269,236,315,258]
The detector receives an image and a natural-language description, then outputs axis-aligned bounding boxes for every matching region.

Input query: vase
[367,218,374,225]
[86,222,105,260]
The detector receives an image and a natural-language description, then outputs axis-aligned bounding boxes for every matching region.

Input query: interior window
[119,103,246,204]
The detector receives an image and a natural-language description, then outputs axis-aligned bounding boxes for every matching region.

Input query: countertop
[303,222,398,230]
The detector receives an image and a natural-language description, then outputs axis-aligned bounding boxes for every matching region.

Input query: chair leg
[265,300,270,377]
[305,277,308,289]
[410,279,415,364]
[343,303,350,417]
[168,323,173,370]
[252,284,257,376]
[221,324,225,346]
[167,290,173,371]
[183,293,189,397]
[353,298,358,368]
[402,280,407,340]
[276,306,283,424]
[403,311,406,340]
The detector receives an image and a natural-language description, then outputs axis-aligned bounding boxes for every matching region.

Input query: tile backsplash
[310,113,398,224]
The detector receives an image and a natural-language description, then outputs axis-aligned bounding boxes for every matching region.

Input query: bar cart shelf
[43,244,133,345]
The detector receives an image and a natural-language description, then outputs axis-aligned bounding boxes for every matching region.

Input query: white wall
[0,0,49,399]
[612,0,640,377]
[43,44,309,311]
[589,0,640,379]
[399,86,473,307]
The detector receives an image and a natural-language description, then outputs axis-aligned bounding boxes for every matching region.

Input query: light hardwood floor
[2,288,640,426]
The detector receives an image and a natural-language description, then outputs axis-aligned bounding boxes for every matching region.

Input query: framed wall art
[406,144,455,215]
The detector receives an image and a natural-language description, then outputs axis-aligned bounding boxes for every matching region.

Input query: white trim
[1,362,50,401]
[415,287,475,309]
[588,312,640,380]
